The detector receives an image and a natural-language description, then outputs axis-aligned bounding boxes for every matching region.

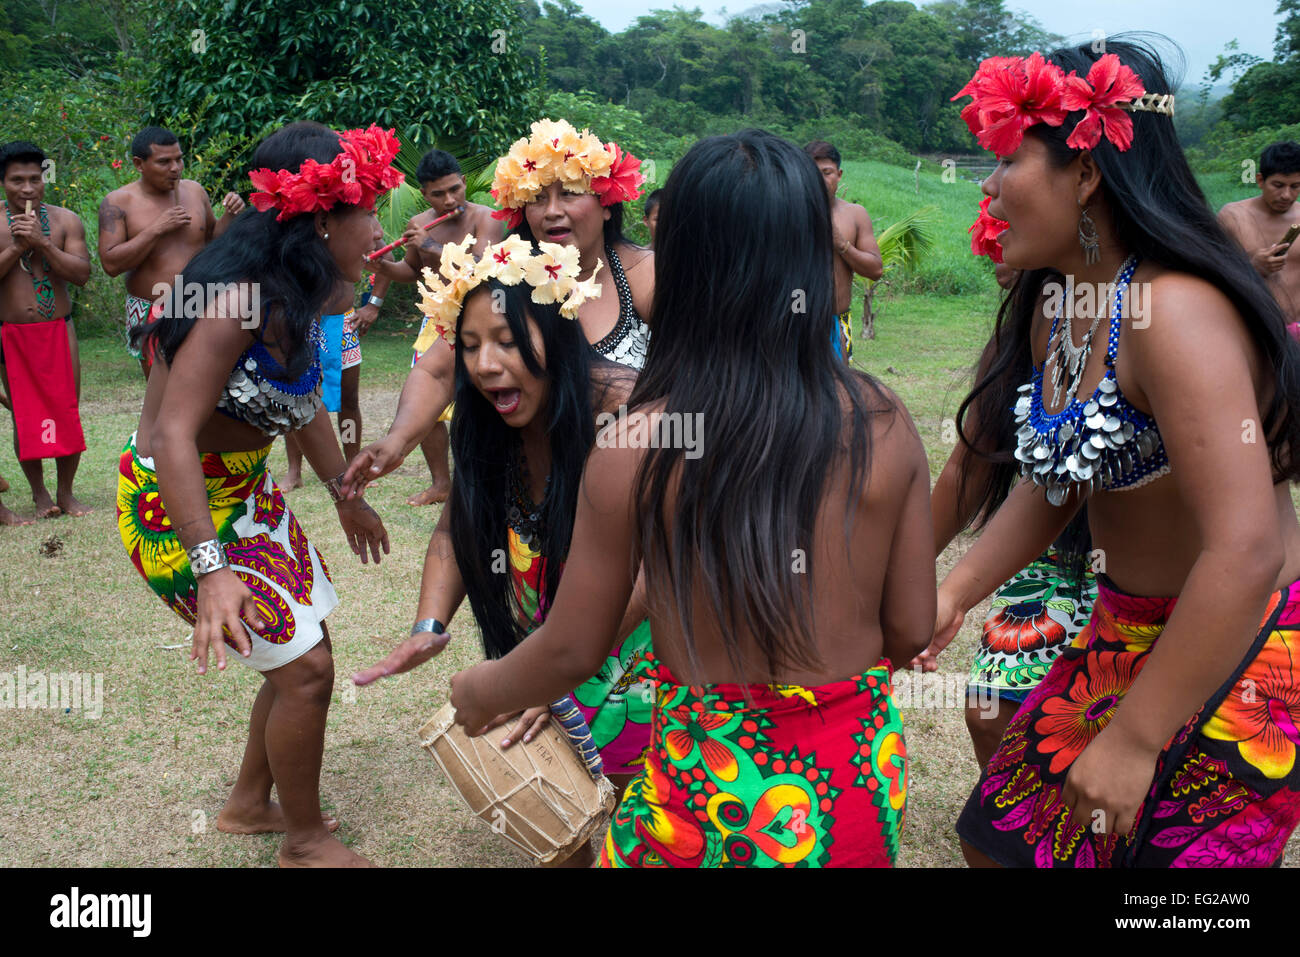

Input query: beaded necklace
[4,202,56,320]
[506,439,552,547]
[1013,256,1170,504]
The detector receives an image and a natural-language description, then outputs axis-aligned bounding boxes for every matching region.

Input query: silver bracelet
[187,538,229,577]
[411,618,445,636]
[366,295,384,308]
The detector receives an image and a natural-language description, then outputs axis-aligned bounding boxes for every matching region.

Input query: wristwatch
[188,538,229,576]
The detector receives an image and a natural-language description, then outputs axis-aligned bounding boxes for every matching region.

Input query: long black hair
[959,35,1300,513]
[133,121,348,378]
[447,279,632,659]
[629,128,891,679]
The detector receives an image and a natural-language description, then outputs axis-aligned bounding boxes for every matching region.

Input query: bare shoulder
[615,241,652,273]
[1217,197,1251,219]
[101,183,136,209]
[50,204,85,237]
[1134,270,1252,361]
[590,362,637,414]
[181,179,209,200]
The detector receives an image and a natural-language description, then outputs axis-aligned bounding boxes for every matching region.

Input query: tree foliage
[143,0,542,170]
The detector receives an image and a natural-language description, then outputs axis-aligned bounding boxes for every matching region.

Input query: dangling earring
[1077,205,1099,266]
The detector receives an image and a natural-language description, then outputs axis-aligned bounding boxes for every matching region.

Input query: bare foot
[0,474,9,493]
[56,493,92,517]
[0,502,33,526]
[217,799,340,834]
[283,472,303,491]
[32,493,61,519]
[406,482,450,507]
[278,834,372,868]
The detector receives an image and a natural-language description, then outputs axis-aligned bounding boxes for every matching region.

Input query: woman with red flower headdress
[937,35,1300,868]
[117,122,396,867]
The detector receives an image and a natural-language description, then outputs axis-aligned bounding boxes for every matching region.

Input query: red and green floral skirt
[599,655,907,867]
[957,575,1300,866]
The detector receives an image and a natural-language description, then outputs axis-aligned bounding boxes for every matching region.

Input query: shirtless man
[361,149,501,506]
[805,140,883,361]
[0,141,92,521]
[98,126,244,378]
[1218,141,1300,324]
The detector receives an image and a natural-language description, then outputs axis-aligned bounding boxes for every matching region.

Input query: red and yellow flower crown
[952,52,1174,157]
[413,234,603,352]
[248,125,405,222]
[489,118,645,231]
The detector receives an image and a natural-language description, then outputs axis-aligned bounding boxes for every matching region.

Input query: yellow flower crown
[413,234,603,351]
[489,118,645,230]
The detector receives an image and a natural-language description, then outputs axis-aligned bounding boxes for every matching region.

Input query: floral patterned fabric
[957,574,1300,866]
[116,434,338,672]
[599,655,907,868]
[970,549,1097,701]
[506,525,653,775]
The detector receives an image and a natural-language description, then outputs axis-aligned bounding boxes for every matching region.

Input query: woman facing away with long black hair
[117,121,394,867]
[939,35,1300,866]
[447,129,936,868]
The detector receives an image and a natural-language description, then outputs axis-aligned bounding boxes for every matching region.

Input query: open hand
[342,435,408,498]
[335,496,390,563]
[192,566,269,674]
[352,630,451,687]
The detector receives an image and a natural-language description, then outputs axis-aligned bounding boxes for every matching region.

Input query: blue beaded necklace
[1013,256,1170,504]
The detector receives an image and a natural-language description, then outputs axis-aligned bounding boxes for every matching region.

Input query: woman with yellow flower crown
[343,120,653,513]
[350,233,656,866]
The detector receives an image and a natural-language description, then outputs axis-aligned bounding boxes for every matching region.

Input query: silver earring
[1077,205,1099,266]
[323,231,330,240]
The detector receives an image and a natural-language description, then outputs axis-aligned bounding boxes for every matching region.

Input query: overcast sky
[570,0,1282,87]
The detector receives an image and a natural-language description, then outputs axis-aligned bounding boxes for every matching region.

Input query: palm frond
[877,206,937,275]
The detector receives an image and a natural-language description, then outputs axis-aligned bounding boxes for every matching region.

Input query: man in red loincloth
[0,141,92,520]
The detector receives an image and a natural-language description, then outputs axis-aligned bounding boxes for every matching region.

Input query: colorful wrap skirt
[970,550,1097,703]
[574,619,655,776]
[506,526,653,775]
[957,574,1300,867]
[599,656,907,868]
[116,434,338,671]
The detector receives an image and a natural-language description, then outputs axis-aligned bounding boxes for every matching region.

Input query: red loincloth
[1,318,86,460]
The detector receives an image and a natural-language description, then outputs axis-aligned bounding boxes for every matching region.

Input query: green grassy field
[1,155,1296,867]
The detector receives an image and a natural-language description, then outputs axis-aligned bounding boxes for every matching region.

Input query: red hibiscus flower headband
[248,125,406,222]
[955,52,1175,259]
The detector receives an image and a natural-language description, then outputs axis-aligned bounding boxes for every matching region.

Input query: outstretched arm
[450,439,640,731]
[341,340,455,495]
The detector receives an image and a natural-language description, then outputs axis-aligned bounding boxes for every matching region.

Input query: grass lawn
[2,169,1297,866]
